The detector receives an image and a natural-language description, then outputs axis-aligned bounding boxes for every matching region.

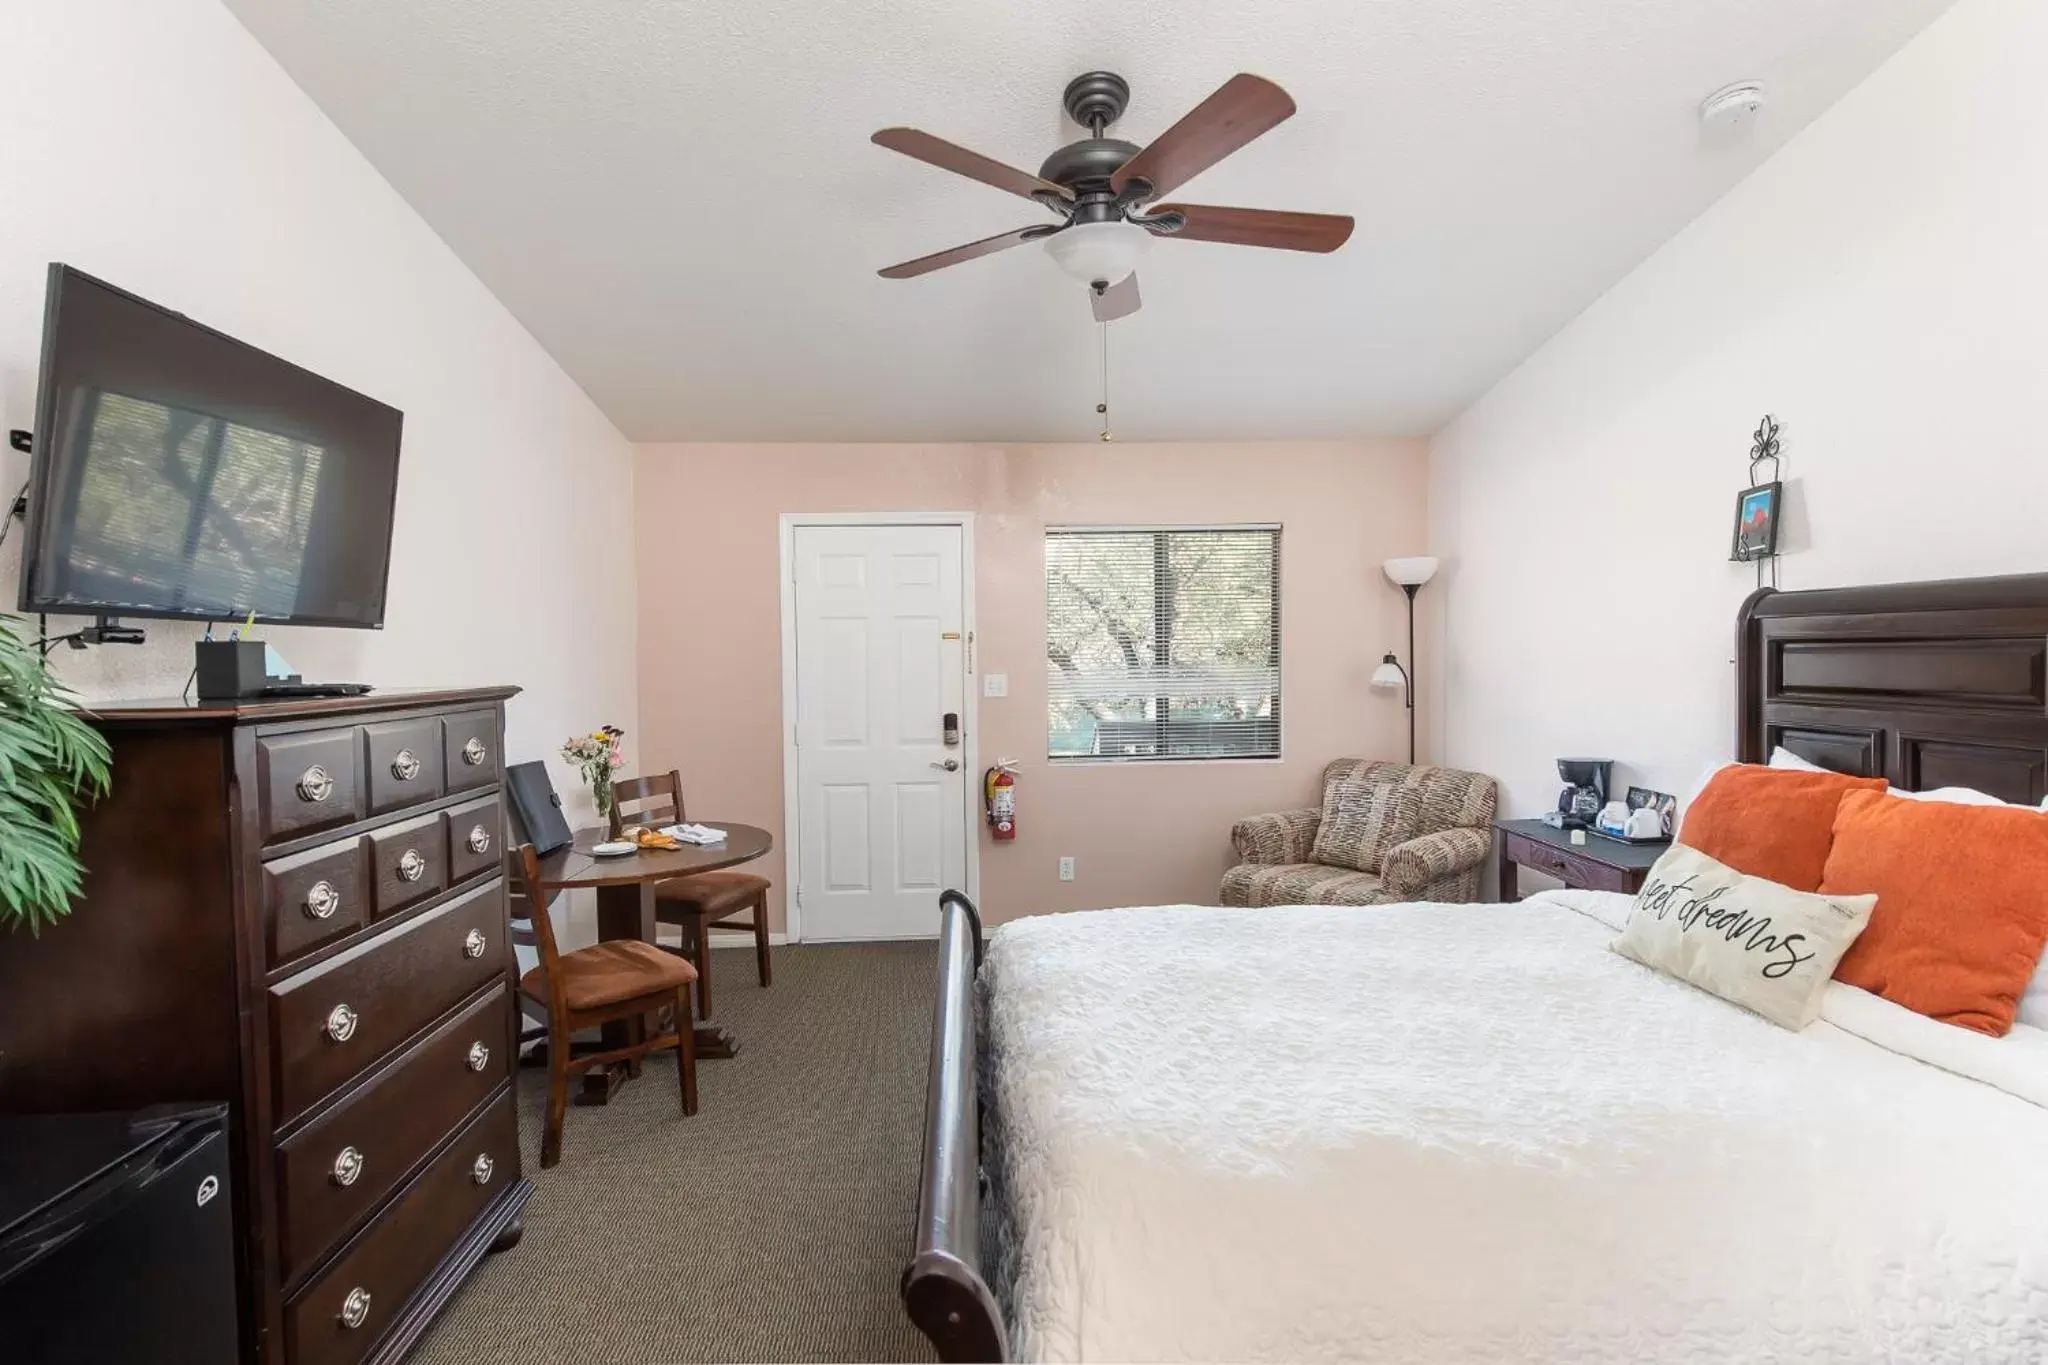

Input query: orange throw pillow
[1824,789,2048,1036]
[1678,765,1887,891]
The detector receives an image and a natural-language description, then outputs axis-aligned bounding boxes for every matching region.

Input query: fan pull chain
[1097,319,1112,442]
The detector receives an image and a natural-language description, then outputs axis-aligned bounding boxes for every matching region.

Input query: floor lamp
[1371,556,1439,763]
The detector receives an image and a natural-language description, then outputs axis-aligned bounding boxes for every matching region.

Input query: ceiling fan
[872,71,1353,322]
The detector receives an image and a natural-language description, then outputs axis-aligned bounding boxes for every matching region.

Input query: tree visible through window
[1046,527,1281,760]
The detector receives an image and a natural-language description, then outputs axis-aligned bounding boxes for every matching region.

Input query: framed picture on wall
[1730,481,1782,561]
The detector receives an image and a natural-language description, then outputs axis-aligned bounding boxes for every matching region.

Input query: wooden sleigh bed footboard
[902,889,1007,1362]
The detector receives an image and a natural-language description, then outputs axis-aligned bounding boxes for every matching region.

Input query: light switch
[983,672,1009,698]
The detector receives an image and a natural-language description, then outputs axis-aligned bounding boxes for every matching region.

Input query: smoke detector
[1700,81,1767,132]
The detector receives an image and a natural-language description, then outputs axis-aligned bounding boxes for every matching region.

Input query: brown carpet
[412,942,941,1365]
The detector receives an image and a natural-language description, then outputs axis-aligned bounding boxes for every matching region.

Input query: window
[1046,526,1281,761]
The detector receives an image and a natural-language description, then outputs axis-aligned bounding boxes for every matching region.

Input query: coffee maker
[1550,758,1614,829]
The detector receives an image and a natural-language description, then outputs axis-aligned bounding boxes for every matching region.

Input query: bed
[902,573,2048,1362]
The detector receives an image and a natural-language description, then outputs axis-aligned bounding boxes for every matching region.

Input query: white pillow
[2022,966,2048,1031]
[1678,760,1731,820]
[1613,843,1877,1030]
[1775,744,2025,807]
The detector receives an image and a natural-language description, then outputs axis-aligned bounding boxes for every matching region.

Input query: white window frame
[1044,522,1284,766]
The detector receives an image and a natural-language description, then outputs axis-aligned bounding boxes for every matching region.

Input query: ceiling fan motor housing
[1042,71,1142,200]
[1039,137,1142,196]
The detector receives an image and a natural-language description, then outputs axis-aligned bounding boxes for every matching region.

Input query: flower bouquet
[561,725,625,829]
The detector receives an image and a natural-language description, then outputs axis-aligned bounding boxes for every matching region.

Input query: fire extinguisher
[984,760,1020,842]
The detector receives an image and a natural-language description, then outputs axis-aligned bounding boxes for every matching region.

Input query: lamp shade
[1383,556,1440,588]
[1370,653,1407,690]
[1044,220,1149,286]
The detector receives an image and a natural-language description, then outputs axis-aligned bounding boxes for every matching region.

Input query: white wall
[0,0,637,794]
[1428,0,2047,819]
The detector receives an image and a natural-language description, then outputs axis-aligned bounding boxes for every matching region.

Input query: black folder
[504,760,573,857]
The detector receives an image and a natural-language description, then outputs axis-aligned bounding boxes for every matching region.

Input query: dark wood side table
[1494,818,1666,900]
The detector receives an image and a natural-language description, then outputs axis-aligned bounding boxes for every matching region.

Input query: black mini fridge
[0,1104,239,1364]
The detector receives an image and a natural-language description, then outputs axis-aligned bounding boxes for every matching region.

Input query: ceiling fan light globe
[1044,220,1149,286]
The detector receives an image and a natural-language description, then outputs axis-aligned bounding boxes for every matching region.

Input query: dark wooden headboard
[1737,573,2048,802]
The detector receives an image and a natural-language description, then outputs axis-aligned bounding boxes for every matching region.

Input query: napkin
[662,823,728,845]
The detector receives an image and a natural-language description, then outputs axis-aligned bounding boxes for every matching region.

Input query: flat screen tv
[16,265,402,629]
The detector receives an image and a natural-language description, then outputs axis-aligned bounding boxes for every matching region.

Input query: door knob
[930,759,960,772]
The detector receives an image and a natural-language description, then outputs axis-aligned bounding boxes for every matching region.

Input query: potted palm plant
[0,614,111,933]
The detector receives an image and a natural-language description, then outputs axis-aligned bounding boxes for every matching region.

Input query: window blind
[1045,526,1281,761]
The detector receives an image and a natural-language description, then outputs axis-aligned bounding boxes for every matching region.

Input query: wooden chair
[509,843,698,1168]
[612,770,773,1018]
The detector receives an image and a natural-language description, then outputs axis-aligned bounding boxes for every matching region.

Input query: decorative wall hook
[1732,413,1784,577]
[1748,414,1782,485]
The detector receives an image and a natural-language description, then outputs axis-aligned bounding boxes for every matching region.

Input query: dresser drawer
[285,1092,516,1365]
[259,729,364,844]
[269,881,506,1123]
[441,709,500,795]
[275,987,510,1282]
[368,812,448,919]
[265,837,373,968]
[1504,831,1642,893]
[1505,832,1579,883]
[443,793,503,886]
[362,718,445,816]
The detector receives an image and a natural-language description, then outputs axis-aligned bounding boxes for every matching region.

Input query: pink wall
[633,441,1430,931]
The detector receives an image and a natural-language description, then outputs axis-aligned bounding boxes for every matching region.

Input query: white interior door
[792,523,968,941]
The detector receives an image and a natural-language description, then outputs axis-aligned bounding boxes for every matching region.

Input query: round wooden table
[533,822,774,1104]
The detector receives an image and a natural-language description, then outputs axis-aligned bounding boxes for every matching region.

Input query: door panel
[794,524,967,941]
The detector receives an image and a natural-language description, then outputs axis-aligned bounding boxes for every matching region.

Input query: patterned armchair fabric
[1220,760,1499,908]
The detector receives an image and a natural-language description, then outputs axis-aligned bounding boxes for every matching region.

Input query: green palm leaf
[0,614,111,932]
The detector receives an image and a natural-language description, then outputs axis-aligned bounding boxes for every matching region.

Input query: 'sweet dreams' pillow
[1613,843,1877,1030]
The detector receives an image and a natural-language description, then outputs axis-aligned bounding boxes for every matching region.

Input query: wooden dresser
[0,687,532,1365]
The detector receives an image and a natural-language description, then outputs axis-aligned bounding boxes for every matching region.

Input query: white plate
[590,841,638,858]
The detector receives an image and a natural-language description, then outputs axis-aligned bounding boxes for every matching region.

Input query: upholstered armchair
[1220,759,1499,907]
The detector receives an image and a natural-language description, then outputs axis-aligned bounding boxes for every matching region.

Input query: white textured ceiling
[224,0,1955,442]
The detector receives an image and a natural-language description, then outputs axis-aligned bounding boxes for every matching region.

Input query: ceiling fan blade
[872,128,1074,203]
[1152,204,1354,253]
[877,225,1056,279]
[1090,274,1142,323]
[1111,74,1295,201]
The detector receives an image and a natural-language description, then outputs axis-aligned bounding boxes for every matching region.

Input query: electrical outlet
[983,672,1009,698]
[1058,856,1075,882]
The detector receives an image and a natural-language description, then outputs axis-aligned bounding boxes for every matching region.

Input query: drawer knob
[467,823,492,855]
[331,1145,365,1187]
[304,879,340,920]
[463,927,488,959]
[467,1040,490,1072]
[324,1002,358,1043]
[397,849,427,883]
[461,736,488,767]
[472,1153,495,1186]
[296,764,334,804]
[339,1287,372,1330]
[391,748,421,781]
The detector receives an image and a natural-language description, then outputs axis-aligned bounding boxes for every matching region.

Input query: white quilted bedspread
[979,893,2048,1363]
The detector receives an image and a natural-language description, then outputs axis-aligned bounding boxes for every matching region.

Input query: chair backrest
[1318,758,1498,832]
[507,843,570,1018]
[612,769,685,830]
